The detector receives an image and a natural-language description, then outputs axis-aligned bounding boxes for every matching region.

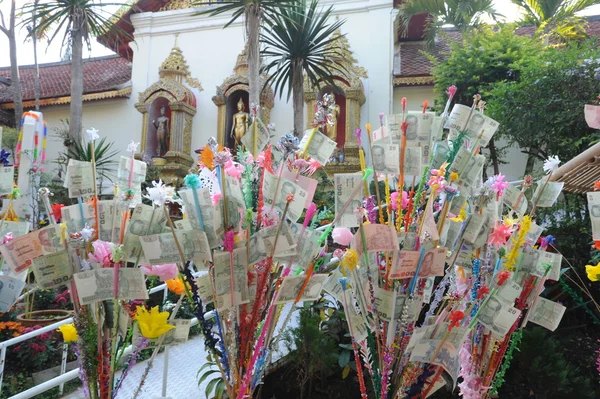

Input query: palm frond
[192,0,297,28]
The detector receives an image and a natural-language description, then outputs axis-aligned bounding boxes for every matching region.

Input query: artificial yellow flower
[585,262,600,282]
[449,202,467,223]
[57,323,78,343]
[135,306,175,339]
[449,172,459,183]
[341,249,359,273]
[165,278,186,295]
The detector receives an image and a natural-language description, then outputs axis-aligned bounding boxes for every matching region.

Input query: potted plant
[16,289,73,327]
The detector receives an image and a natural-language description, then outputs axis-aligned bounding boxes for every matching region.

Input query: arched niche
[135,42,202,184]
[213,44,274,148]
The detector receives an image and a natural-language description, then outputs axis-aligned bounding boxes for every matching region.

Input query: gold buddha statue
[326,96,340,143]
[231,98,249,144]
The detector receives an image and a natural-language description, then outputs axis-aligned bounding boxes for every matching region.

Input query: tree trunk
[488,137,500,175]
[3,0,23,129]
[292,60,304,137]
[69,7,85,144]
[246,5,261,115]
[33,0,41,111]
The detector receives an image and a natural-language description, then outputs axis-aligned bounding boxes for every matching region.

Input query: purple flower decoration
[213,150,232,167]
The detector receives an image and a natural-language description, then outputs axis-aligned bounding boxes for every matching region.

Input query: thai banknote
[390,247,446,280]
[140,230,211,265]
[388,112,434,148]
[278,225,321,269]
[194,274,215,305]
[383,114,400,142]
[445,104,499,146]
[430,115,444,142]
[61,200,124,241]
[532,179,564,208]
[341,291,369,342]
[529,297,566,332]
[0,221,30,238]
[225,175,245,209]
[299,129,337,166]
[31,250,73,289]
[351,224,398,255]
[371,142,399,175]
[502,184,528,216]
[274,274,327,304]
[117,156,147,207]
[66,159,95,198]
[588,192,600,241]
[280,167,318,208]
[476,294,521,338]
[73,268,148,305]
[123,204,167,262]
[334,173,363,228]
[0,166,14,196]
[462,212,487,244]
[373,288,422,321]
[448,147,485,192]
[262,172,308,223]
[212,248,249,309]
[134,319,191,347]
[0,276,25,313]
[430,141,450,170]
[531,250,562,281]
[403,146,422,176]
[258,223,297,258]
[178,187,223,249]
[0,225,62,273]
[242,118,270,157]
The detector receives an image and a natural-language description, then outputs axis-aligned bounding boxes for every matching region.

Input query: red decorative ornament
[448,311,465,331]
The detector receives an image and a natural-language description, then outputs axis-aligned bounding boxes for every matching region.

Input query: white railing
[1,277,214,399]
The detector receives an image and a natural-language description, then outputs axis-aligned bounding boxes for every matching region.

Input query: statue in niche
[153,105,170,156]
[230,98,249,145]
[326,94,341,143]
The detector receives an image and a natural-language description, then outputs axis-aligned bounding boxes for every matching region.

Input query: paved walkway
[62,304,297,399]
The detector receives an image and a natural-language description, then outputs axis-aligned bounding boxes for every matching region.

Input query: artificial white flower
[127,141,140,154]
[80,259,92,271]
[81,224,95,242]
[543,155,561,174]
[144,180,167,207]
[86,127,99,142]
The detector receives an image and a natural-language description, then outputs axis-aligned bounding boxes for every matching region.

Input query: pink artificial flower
[211,193,222,206]
[490,173,509,197]
[140,263,179,281]
[88,240,114,267]
[2,232,13,245]
[333,248,344,260]
[332,227,353,246]
[446,85,457,100]
[390,191,409,210]
[224,159,243,179]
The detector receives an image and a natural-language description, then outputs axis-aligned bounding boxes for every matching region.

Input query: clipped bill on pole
[532,179,564,208]
[444,104,499,146]
[529,297,566,331]
[0,166,14,195]
[262,172,307,222]
[140,230,212,265]
[241,118,270,157]
[0,276,26,313]
[73,268,148,305]
[334,172,363,228]
[66,159,95,198]
[299,130,337,166]
[587,191,600,241]
[31,250,73,289]
[117,156,147,206]
[0,225,62,273]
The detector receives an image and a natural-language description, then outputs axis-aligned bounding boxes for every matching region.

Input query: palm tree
[261,0,345,136]
[511,0,600,41]
[22,0,129,144]
[26,0,52,111]
[0,0,24,129]
[193,0,295,112]
[397,0,502,47]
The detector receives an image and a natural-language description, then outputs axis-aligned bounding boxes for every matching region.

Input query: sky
[1,1,600,68]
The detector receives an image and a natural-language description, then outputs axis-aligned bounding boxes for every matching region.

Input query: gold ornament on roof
[159,38,203,91]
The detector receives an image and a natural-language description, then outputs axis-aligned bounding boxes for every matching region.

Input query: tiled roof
[395,16,600,85]
[0,55,132,106]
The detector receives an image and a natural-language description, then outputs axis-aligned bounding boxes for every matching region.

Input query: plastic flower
[341,248,359,272]
[2,232,13,245]
[135,306,175,339]
[446,85,457,99]
[543,155,561,175]
[80,225,95,242]
[111,245,125,263]
[165,278,186,295]
[488,221,514,247]
[448,311,465,331]
[390,191,408,210]
[88,240,114,266]
[57,323,78,343]
[594,240,600,250]
[490,173,509,197]
[585,262,600,282]
[213,150,232,167]
[144,180,167,206]
[332,227,353,246]
[476,285,490,300]
[141,264,178,281]
[86,127,99,142]
[496,271,511,286]
[127,141,140,154]
[595,180,600,191]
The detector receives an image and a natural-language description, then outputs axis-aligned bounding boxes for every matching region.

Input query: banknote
[403,146,422,176]
[448,147,485,192]
[134,318,192,348]
[372,125,389,143]
[178,187,223,249]
[0,276,25,313]
[477,294,521,338]
[299,129,337,166]
[422,277,435,304]
[371,143,399,175]
[280,168,318,208]
[390,247,446,279]
[502,184,528,215]
[497,280,523,304]
[351,224,398,255]
[0,166,14,195]
[334,173,363,228]
[0,221,30,238]
[0,225,62,273]
[445,105,499,146]
[430,115,444,142]
[398,232,418,251]
[262,172,308,223]
[531,250,562,281]
[588,192,600,241]
[118,305,132,338]
[462,212,487,244]
[242,118,270,157]
[66,159,95,198]
[61,200,124,241]
[384,114,401,142]
[128,204,167,236]
[246,235,267,265]
[430,141,450,170]
[374,288,422,321]
[532,179,564,208]
[529,297,566,332]
[342,291,369,342]
[274,274,327,304]
[258,223,297,258]
[140,230,211,265]
[584,104,600,129]
[225,175,245,209]
[323,267,346,301]
[277,224,321,268]
[117,156,147,207]
[73,268,148,305]
[31,250,73,289]
[61,203,94,233]
[212,248,249,309]
[440,219,462,251]
[194,274,215,305]
[389,112,434,146]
